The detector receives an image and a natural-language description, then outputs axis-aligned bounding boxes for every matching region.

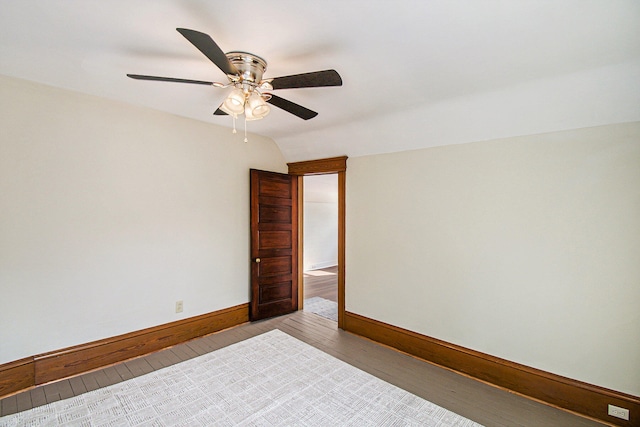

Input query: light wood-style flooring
[0,310,604,426]
[304,265,338,302]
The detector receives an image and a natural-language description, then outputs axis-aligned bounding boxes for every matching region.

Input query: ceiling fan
[127,28,343,132]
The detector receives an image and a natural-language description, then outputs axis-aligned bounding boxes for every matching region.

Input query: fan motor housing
[226,51,267,85]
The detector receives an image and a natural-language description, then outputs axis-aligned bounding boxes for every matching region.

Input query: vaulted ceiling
[1,1,639,162]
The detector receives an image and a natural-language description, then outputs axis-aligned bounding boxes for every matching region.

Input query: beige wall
[346,122,640,396]
[0,75,287,363]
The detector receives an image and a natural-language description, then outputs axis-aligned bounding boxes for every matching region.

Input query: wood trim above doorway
[288,156,347,175]
[287,156,347,329]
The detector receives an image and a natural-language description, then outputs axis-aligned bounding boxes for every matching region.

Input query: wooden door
[250,169,298,321]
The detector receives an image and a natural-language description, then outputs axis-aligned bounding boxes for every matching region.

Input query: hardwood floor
[304,265,338,302]
[0,311,604,426]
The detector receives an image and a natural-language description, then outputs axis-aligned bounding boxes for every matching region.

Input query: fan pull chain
[232,115,237,134]
[244,116,248,143]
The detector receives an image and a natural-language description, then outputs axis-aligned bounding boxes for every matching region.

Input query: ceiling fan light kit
[126,28,343,142]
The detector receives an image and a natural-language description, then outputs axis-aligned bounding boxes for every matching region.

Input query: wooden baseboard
[344,311,639,427]
[0,357,34,398]
[0,303,249,398]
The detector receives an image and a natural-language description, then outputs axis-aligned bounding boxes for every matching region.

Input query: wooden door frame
[288,156,347,329]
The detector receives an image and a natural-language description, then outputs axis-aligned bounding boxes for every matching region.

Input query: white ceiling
[1,1,639,162]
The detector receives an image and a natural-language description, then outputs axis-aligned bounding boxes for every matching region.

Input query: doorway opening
[287,156,346,328]
[287,156,347,329]
[302,174,338,322]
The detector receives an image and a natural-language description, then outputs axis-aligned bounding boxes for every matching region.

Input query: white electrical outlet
[608,404,629,421]
[175,300,183,313]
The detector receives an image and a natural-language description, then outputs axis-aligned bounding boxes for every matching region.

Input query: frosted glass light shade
[223,89,245,115]
[244,105,263,121]
[246,93,270,119]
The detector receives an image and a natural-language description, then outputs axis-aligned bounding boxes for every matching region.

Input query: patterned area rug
[0,330,483,426]
[304,297,338,322]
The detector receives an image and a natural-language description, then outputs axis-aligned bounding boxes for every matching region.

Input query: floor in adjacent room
[304,265,338,303]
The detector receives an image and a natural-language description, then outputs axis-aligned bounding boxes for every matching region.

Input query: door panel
[260,281,292,303]
[250,169,298,320]
[259,205,291,223]
[258,257,292,276]
[258,230,292,249]
[259,180,292,198]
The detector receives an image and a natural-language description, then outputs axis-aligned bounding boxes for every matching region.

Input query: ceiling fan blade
[213,108,228,116]
[127,74,214,85]
[269,69,342,90]
[176,28,238,76]
[266,94,318,120]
